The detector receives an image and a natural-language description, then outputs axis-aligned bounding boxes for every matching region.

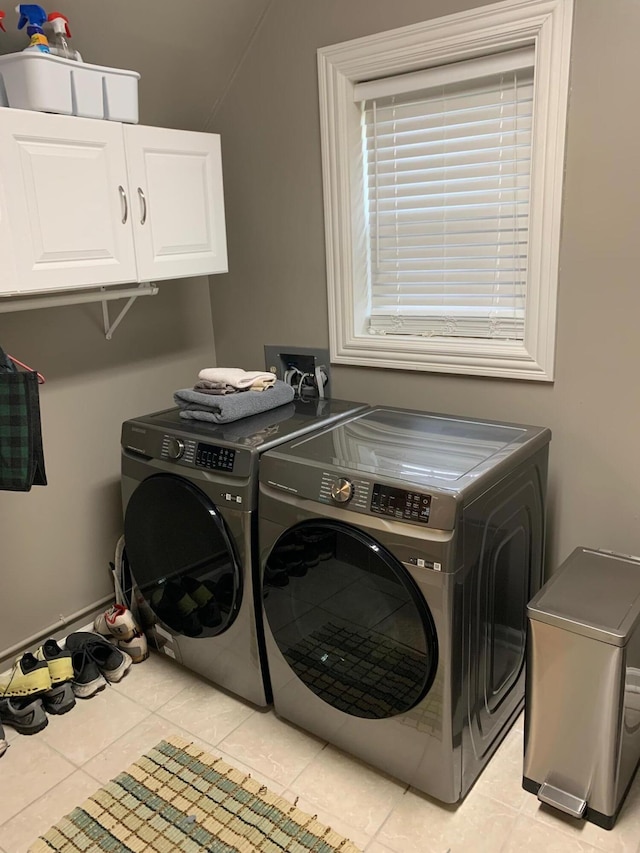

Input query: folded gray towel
[174,379,295,424]
[216,401,297,445]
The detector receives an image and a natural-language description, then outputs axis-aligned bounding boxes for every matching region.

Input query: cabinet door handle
[137,187,147,225]
[118,185,128,224]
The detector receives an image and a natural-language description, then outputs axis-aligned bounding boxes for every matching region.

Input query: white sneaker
[117,631,149,664]
[93,605,139,642]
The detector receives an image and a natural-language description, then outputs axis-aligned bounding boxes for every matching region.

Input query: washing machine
[120,397,368,707]
[258,406,551,801]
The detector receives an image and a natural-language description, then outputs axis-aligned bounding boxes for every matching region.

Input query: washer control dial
[331,477,354,504]
[166,437,185,460]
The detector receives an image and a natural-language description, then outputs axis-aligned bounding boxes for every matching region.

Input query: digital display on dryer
[370,483,431,523]
[195,443,235,471]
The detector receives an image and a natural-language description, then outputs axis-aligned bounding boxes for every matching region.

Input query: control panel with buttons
[370,483,431,523]
[195,442,236,472]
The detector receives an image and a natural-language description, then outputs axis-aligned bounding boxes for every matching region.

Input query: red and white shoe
[93,604,139,642]
[116,631,149,664]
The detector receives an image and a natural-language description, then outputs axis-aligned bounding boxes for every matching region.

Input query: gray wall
[0,0,275,656]
[210,0,640,574]
[2,0,637,657]
[0,285,214,658]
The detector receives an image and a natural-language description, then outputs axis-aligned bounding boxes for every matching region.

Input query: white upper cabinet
[124,125,228,282]
[0,107,228,296]
[0,109,137,294]
[0,170,18,296]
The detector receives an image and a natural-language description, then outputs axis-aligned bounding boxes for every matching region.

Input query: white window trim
[317,0,573,382]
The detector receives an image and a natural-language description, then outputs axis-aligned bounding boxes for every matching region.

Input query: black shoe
[0,696,48,734]
[180,577,222,628]
[264,557,289,587]
[275,542,307,576]
[317,532,336,561]
[151,581,203,637]
[300,533,321,568]
[66,633,132,698]
[0,722,6,756]
[286,559,308,578]
[43,682,76,715]
[69,648,107,699]
[212,572,235,608]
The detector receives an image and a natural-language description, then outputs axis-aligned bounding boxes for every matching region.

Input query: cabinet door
[0,172,19,296]
[0,108,138,294]
[124,125,228,281]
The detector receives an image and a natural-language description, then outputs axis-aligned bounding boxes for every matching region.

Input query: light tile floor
[1,651,639,853]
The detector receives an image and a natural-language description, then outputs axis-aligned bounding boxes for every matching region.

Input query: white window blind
[356,49,535,340]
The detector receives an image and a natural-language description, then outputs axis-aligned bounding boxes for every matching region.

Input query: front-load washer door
[124,474,240,639]
[262,520,438,719]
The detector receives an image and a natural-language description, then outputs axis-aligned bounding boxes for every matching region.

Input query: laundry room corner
[209,0,640,578]
[3,0,640,850]
[0,275,218,663]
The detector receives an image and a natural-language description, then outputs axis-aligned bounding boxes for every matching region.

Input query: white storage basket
[0,52,139,123]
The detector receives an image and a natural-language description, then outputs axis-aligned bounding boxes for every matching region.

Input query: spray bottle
[16,4,50,53]
[44,11,82,61]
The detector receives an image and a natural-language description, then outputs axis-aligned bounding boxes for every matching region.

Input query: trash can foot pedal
[538,782,586,818]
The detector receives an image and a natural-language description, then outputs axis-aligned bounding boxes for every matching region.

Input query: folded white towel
[198,367,277,390]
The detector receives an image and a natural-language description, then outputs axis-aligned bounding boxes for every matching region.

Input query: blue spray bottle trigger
[16,4,50,52]
[17,4,47,29]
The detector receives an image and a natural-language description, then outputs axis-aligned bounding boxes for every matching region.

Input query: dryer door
[263,520,438,719]
[124,474,240,639]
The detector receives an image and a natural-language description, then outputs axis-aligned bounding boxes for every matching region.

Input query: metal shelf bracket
[101,282,159,340]
[0,281,160,339]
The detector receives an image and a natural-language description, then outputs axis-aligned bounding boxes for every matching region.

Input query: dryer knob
[331,478,353,504]
[166,437,185,460]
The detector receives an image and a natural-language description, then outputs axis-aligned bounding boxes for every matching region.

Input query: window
[317,0,573,381]
[361,49,533,341]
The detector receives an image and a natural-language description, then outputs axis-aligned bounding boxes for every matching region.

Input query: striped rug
[30,735,362,852]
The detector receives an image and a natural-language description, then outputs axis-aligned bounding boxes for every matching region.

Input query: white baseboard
[0,598,113,673]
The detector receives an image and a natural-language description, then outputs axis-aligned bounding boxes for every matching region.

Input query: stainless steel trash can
[523,547,640,829]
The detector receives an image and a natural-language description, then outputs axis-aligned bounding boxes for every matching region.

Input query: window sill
[331,333,554,381]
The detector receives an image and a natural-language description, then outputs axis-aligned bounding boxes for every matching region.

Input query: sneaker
[213,572,236,608]
[277,542,308,577]
[264,558,289,588]
[69,649,107,699]
[0,696,48,734]
[300,533,321,568]
[117,631,149,664]
[42,682,76,715]
[133,589,156,632]
[35,639,76,715]
[0,653,51,698]
[93,604,139,641]
[317,531,336,561]
[151,581,202,637]
[66,633,132,686]
[35,639,74,685]
[180,577,222,628]
[0,722,7,757]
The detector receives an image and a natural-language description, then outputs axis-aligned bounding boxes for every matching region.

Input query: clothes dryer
[120,397,367,707]
[258,407,550,801]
